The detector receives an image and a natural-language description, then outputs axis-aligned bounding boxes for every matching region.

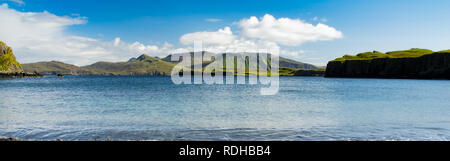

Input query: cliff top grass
[332,48,439,62]
[278,67,324,76]
[436,49,450,54]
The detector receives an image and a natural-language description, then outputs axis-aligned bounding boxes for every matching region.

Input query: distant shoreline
[0,137,20,141]
[0,72,43,78]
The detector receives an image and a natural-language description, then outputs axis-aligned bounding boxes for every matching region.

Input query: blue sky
[1,0,450,65]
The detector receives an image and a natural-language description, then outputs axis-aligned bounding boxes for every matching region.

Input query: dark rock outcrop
[0,137,20,141]
[0,72,42,78]
[325,51,450,79]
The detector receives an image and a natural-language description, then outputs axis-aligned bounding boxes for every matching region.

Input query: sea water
[1,75,450,140]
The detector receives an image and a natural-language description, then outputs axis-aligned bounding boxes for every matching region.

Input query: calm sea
[1,75,450,140]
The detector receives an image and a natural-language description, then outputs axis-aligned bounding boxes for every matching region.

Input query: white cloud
[178,14,342,59]
[239,14,342,46]
[178,26,281,55]
[0,4,343,65]
[205,18,222,22]
[280,49,306,57]
[1,0,24,5]
[0,4,172,66]
[113,37,121,46]
[178,38,281,55]
[179,27,235,46]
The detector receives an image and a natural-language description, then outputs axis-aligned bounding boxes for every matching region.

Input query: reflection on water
[1,76,450,140]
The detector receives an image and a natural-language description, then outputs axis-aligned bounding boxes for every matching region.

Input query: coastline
[0,137,20,141]
[0,72,43,78]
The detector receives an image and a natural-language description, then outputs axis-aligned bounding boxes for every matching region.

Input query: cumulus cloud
[178,14,342,58]
[0,4,343,65]
[178,26,280,55]
[0,4,172,65]
[177,38,281,55]
[179,27,236,46]
[239,14,342,46]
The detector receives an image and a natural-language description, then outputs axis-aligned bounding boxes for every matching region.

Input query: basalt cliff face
[325,50,450,79]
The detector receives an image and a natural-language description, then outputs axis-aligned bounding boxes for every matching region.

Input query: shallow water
[1,75,450,140]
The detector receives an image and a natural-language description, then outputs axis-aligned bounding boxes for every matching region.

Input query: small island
[325,48,450,79]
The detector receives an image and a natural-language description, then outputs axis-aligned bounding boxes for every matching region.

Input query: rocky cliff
[0,41,42,78]
[325,49,450,79]
[0,41,23,73]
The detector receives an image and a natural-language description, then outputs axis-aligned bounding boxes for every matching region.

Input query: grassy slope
[279,57,318,69]
[164,53,318,76]
[24,53,319,76]
[436,49,450,54]
[279,67,325,76]
[23,55,175,75]
[0,41,22,72]
[83,54,175,75]
[23,61,94,75]
[332,48,438,61]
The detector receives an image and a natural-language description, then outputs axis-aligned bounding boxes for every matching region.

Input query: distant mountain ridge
[83,54,175,75]
[23,52,320,76]
[22,61,94,75]
[161,52,318,70]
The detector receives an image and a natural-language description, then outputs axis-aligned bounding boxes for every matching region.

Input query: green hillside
[23,54,176,75]
[23,61,94,75]
[164,52,319,76]
[23,52,319,76]
[0,41,23,73]
[82,54,175,75]
[279,57,318,69]
[332,48,436,61]
[164,52,317,69]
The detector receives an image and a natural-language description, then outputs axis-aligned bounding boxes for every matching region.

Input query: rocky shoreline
[0,137,115,141]
[0,72,43,78]
[0,137,20,141]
